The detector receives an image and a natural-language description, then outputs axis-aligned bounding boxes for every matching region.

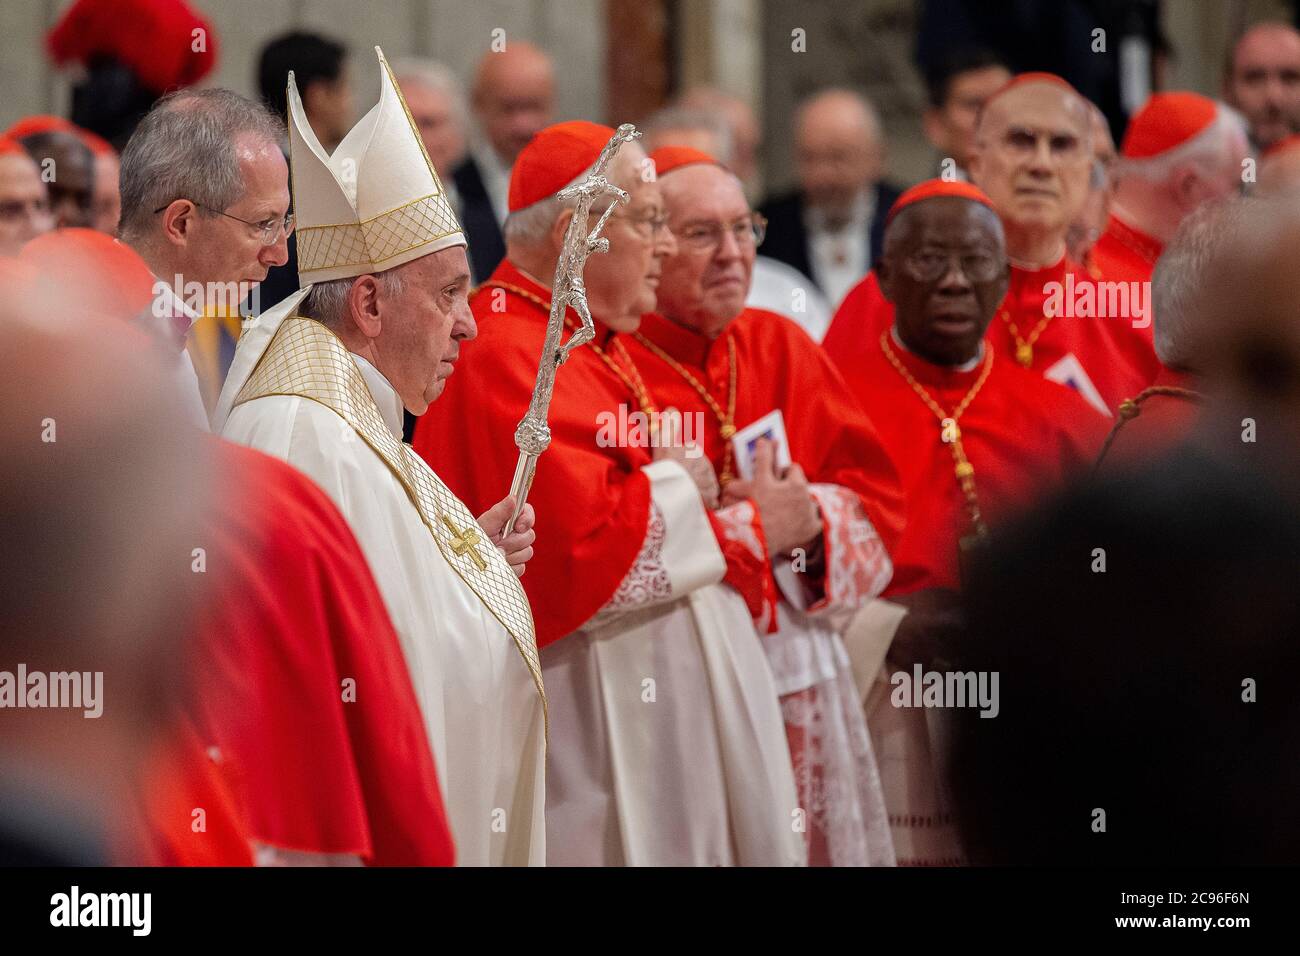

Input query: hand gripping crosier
[507,123,641,527]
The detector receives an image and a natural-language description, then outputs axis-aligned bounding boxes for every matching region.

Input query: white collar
[136,272,203,356]
[149,271,203,318]
[149,273,202,323]
[351,353,405,440]
[891,325,985,372]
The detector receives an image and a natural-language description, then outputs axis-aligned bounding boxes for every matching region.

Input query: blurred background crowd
[5,0,1300,336]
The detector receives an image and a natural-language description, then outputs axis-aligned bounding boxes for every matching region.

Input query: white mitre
[290,45,465,283]
[213,45,465,430]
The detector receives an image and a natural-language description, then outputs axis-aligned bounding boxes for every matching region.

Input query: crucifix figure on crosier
[506,123,641,528]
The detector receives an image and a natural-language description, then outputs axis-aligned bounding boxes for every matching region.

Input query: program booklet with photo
[731,409,793,480]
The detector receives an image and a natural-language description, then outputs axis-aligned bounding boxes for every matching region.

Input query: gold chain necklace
[1095,384,1203,473]
[632,329,738,481]
[475,280,660,426]
[1107,216,1162,266]
[1001,307,1052,367]
[880,331,992,539]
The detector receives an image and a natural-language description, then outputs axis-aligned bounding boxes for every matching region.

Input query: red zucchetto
[1121,92,1218,159]
[648,145,720,176]
[886,178,997,226]
[508,120,617,212]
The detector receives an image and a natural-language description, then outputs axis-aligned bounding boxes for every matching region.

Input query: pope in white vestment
[213,48,546,866]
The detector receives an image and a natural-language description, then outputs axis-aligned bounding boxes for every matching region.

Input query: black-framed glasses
[153,200,294,245]
[900,249,1003,283]
[0,197,51,222]
[677,213,767,252]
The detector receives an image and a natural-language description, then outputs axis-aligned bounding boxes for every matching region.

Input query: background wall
[0,0,606,148]
[1,0,1294,198]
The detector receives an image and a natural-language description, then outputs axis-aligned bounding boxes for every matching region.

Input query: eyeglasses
[0,197,51,222]
[48,183,94,212]
[997,125,1085,164]
[899,249,1003,283]
[614,208,672,239]
[153,200,294,245]
[676,213,767,253]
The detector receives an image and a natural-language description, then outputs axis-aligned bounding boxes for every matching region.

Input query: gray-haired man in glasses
[626,146,907,866]
[117,88,292,417]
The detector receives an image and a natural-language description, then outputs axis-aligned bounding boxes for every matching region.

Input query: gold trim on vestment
[296,192,462,273]
[231,316,546,722]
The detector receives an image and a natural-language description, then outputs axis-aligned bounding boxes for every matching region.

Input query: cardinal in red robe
[620,146,907,864]
[1094,368,1202,472]
[414,124,811,866]
[1091,92,1246,283]
[144,437,457,866]
[1092,185,1256,472]
[23,229,455,866]
[1089,91,1248,329]
[828,74,1163,417]
[414,125,775,651]
[825,180,1107,865]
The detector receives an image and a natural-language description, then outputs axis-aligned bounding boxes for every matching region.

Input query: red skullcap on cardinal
[886,179,997,226]
[508,120,617,212]
[4,115,78,141]
[981,71,1082,113]
[648,146,720,176]
[4,116,116,157]
[1121,92,1218,159]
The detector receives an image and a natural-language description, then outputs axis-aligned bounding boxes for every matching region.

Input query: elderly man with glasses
[824,178,1108,866]
[623,145,907,865]
[118,88,293,415]
[416,123,814,867]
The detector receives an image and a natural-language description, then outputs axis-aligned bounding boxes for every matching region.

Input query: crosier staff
[507,123,640,527]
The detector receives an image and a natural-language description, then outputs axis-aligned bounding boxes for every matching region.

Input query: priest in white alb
[213,48,546,866]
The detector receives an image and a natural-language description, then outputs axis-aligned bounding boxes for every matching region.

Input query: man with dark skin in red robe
[827,74,1162,418]
[830,180,1107,865]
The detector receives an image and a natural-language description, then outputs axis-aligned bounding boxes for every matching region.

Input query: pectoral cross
[441,514,487,571]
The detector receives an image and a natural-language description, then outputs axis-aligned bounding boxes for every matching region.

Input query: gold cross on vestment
[441,514,488,571]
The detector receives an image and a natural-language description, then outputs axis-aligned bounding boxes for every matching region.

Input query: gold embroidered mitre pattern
[231,316,544,713]
[295,193,462,275]
[286,47,465,284]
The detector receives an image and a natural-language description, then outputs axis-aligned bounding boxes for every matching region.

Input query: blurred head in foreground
[0,240,212,862]
[949,198,1300,865]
